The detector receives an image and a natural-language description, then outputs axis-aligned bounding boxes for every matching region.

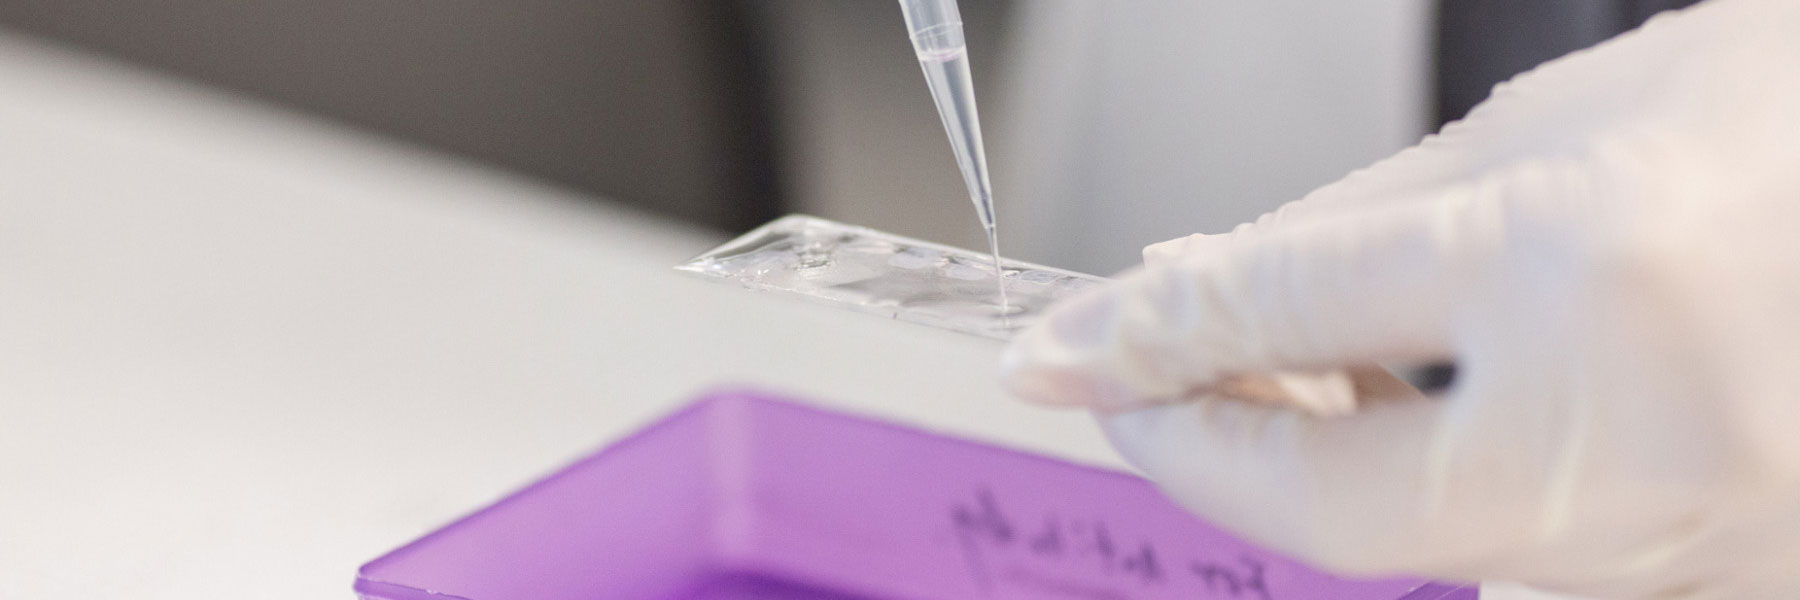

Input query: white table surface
[0,30,1123,598]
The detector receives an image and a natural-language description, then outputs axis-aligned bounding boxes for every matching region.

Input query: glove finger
[1138,117,1487,278]
[1099,391,1461,576]
[1142,233,1222,268]
[1004,196,1471,411]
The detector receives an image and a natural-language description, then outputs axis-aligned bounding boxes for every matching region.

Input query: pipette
[896,0,1008,311]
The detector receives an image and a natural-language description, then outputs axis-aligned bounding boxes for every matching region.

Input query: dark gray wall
[1435,0,1702,125]
[0,1,782,230]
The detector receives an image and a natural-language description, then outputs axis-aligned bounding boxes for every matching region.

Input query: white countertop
[0,31,1121,598]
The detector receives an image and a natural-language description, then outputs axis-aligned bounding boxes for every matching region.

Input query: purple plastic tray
[356,391,1476,600]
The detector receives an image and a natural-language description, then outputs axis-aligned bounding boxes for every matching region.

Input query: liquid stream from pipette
[983,226,1008,318]
[917,46,1009,317]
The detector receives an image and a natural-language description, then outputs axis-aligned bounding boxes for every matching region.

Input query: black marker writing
[948,487,1281,600]
[1119,542,1165,584]
[951,487,1016,591]
[1190,556,1272,600]
[953,487,1017,545]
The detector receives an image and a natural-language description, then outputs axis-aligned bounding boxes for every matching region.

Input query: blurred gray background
[0,0,1698,274]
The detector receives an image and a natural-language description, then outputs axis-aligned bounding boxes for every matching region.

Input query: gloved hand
[1000,0,1800,597]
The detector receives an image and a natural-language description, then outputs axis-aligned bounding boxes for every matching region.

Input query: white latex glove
[1000,1,1800,597]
